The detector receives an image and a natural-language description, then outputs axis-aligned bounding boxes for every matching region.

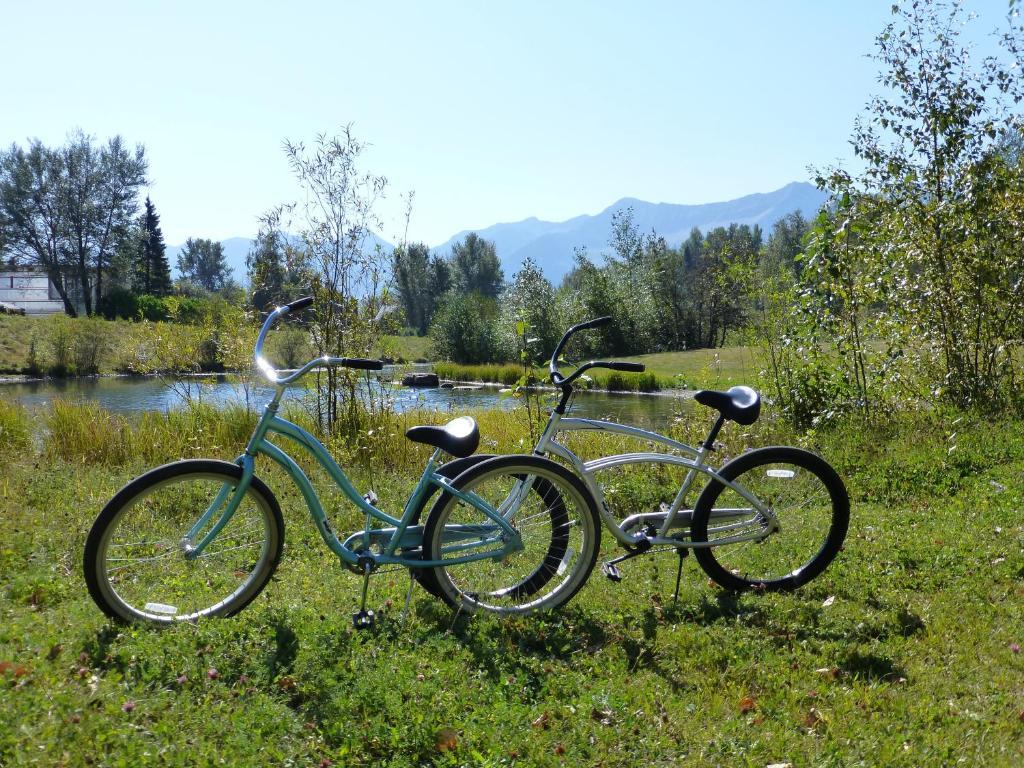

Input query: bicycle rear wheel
[423,455,601,616]
[84,460,284,623]
[691,447,849,591]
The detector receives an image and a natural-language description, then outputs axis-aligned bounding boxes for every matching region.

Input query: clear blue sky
[2,0,1012,246]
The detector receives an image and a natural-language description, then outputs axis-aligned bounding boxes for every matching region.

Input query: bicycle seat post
[702,414,727,451]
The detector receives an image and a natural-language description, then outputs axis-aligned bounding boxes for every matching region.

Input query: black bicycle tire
[690,446,849,592]
[83,459,284,623]
[422,454,601,615]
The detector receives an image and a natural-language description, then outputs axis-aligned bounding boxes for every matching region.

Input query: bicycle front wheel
[691,447,849,591]
[84,460,284,623]
[423,455,601,616]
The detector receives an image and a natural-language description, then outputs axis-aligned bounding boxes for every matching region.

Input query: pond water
[0,372,695,429]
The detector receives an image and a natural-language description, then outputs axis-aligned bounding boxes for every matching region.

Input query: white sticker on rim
[144,602,178,615]
[766,469,796,479]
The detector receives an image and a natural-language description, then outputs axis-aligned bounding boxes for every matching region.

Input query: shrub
[98,287,139,320]
[136,295,171,322]
[429,292,501,364]
[45,316,74,376]
[72,317,108,375]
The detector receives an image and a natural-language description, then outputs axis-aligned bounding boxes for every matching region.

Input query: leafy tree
[430,291,500,364]
[264,127,392,432]
[497,257,558,360]
[763,210,808,273]
[428,253,451,306]
[393,242,435,334]
[63,133,147,313]
[784,0,1024,419]
[450,233,503,298]
[0,142,70,310]
[246,228,309,311]
[688,224,760,348]
[176,238,231,292]
[557,249,623,357]
[134,197,172,296]
[0,133,147,315]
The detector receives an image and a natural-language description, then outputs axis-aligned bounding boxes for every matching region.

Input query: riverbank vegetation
[0,313,428,377]
[2,399,1024,765]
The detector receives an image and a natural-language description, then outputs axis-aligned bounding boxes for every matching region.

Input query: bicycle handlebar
[254,297,384,386]
[549,316,645,387]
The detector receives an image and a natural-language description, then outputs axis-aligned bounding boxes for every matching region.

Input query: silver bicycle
[529,316,850,596]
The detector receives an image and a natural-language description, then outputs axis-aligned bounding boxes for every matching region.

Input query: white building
[0,271,65,315]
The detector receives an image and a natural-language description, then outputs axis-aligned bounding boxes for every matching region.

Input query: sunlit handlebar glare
[253,299,383,386]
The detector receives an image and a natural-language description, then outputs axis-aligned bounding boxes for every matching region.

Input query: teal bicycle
[84,298,601,626]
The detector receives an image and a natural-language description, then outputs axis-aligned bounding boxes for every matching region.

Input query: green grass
[433,362,525,386]
[0,315,50,373]
[616,346,760,390]
[380,334,433,363]
[2,401,1024,765]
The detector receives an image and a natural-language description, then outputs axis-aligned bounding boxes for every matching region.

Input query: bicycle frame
[534,407,777,549]
[180,385,522,570]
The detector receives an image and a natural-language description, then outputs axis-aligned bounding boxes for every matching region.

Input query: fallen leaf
[434,727,458,753]
[804,707,824,730]
[531,712,551,729]
[277,676,296,692]
[553,744,566,755]
[739,696,757,714]
[46,644,63,661]
[822,595,836,607]
[766,763,793,768]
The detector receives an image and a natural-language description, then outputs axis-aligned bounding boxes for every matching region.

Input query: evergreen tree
[134,196,171,296]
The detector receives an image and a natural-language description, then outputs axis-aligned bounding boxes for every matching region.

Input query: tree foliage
[264,127,391,433]
[429,292,500,364]
[246,228,309,311]
[0,132,147,315]
[450,233,503,298]
[767,0,1024,422]
[393,242,450,335]
[176,238,231,293]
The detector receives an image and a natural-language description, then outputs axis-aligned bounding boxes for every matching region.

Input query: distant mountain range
[168,181,827,286]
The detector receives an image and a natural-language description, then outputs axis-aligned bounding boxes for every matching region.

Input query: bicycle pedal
[352,609,375,630]
[601,562,622,582]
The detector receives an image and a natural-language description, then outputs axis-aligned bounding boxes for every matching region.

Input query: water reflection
[0,373,694,429]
